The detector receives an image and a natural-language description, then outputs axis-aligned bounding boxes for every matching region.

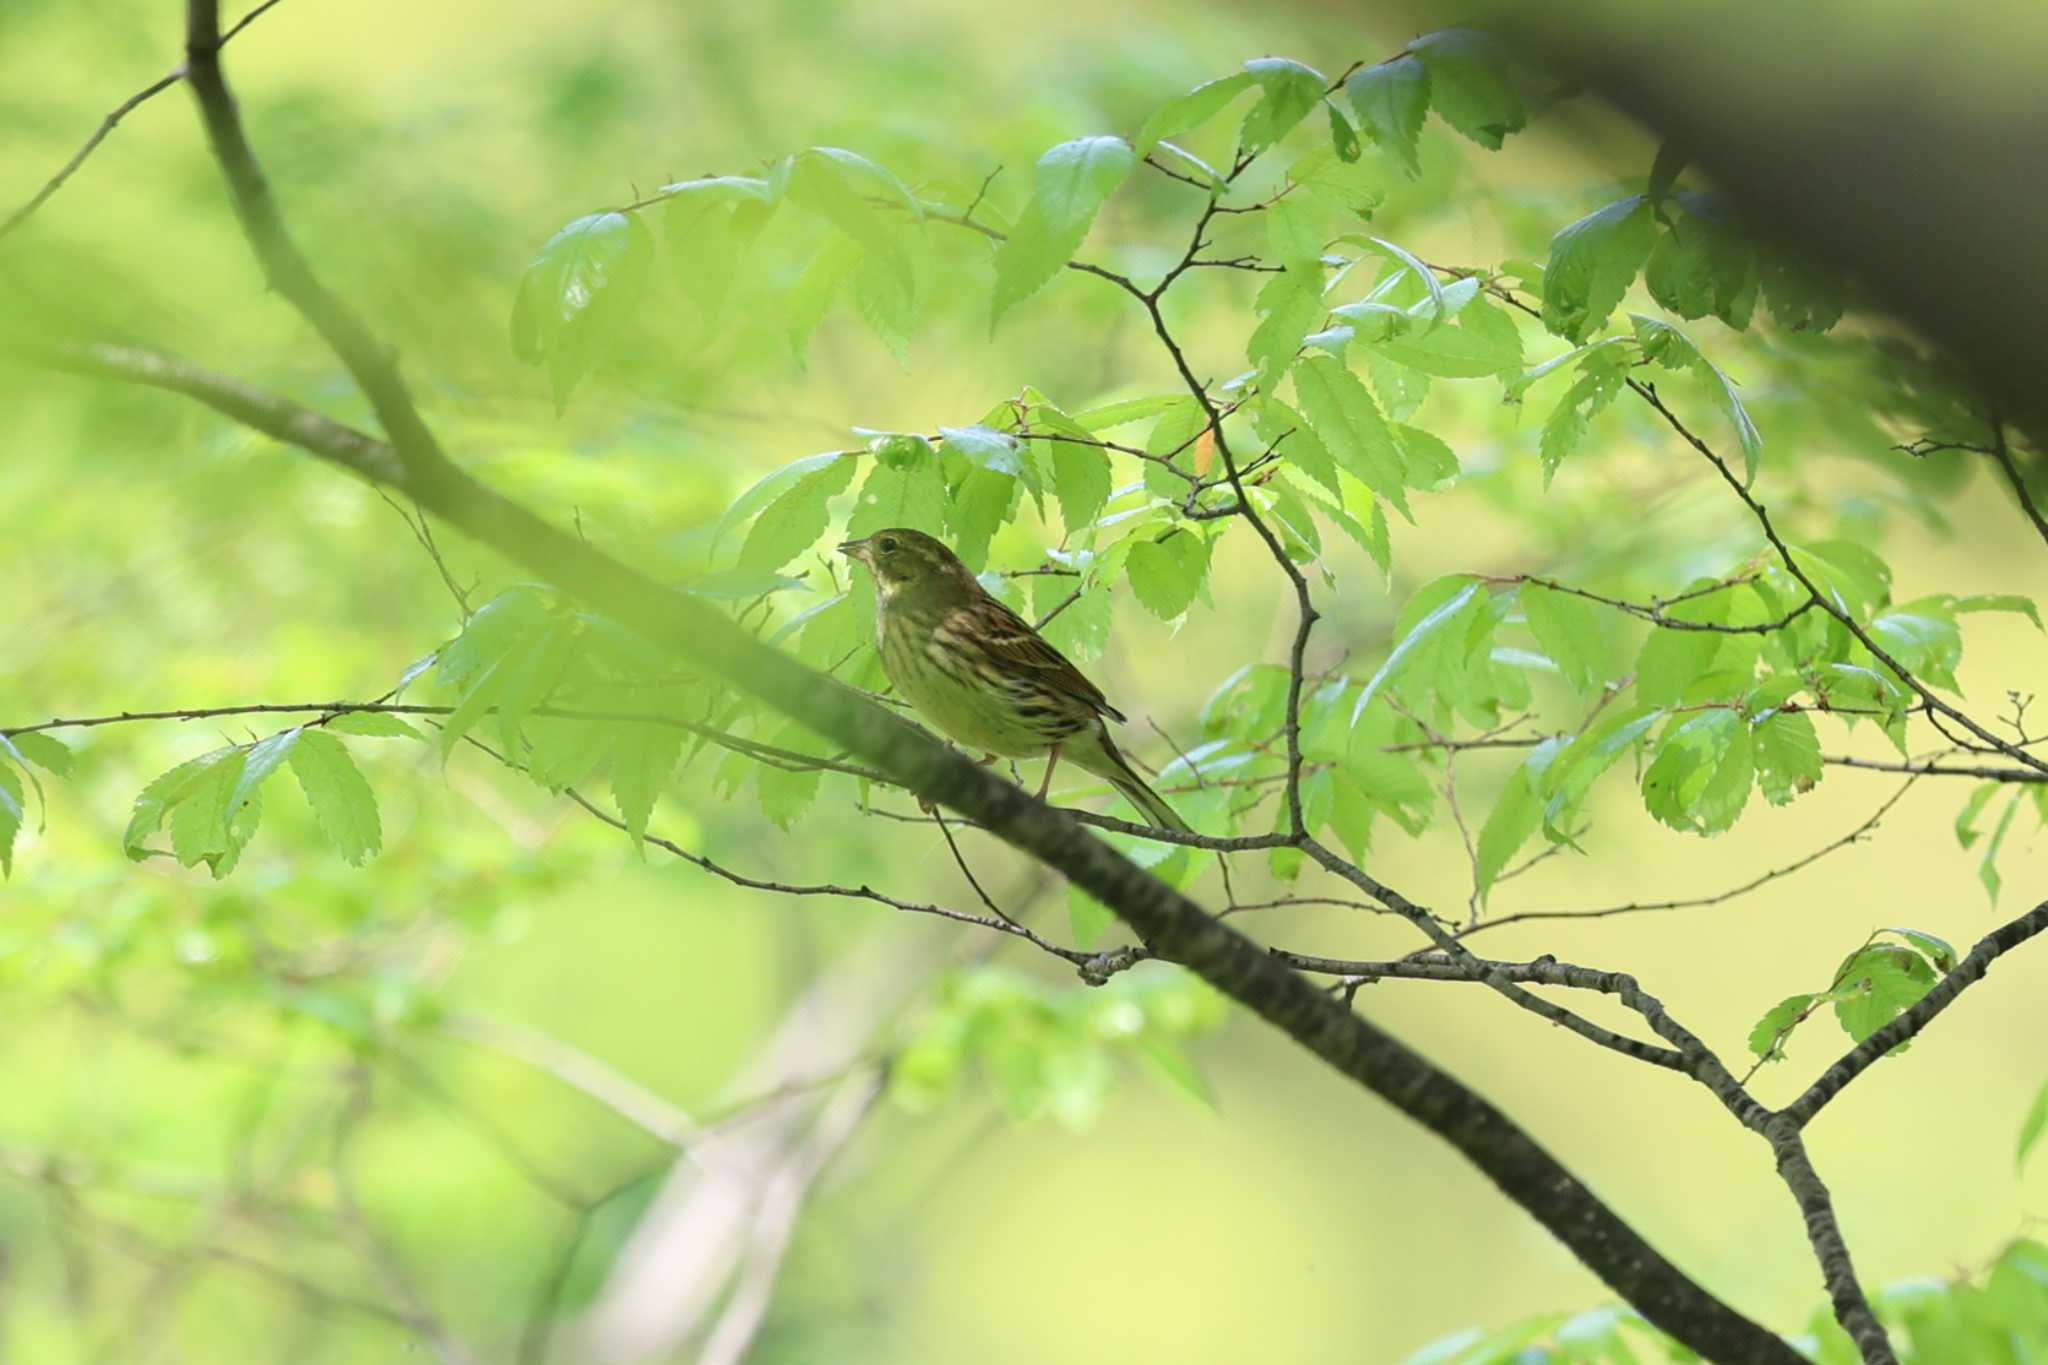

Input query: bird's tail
[1075,728,1192,834]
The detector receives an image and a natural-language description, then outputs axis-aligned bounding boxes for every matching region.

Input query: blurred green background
[2,1,2045,1361]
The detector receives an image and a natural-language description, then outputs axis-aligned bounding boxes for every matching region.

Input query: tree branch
[1781,899,2048,1127]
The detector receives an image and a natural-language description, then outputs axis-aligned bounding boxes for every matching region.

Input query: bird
[838,528,1191,834]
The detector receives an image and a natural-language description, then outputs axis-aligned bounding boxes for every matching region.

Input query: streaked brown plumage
[838,528,1190,833]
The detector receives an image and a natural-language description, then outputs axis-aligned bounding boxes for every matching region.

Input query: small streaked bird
[838,528,1191,833]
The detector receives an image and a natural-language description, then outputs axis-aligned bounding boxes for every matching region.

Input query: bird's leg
[1035,745,1062,801]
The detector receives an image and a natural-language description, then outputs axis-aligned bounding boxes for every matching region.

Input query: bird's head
[837,528,971,599]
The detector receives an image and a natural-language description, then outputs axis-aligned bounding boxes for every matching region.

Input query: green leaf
[1324,100,1361,163]
[1630,315,1763,483]
[1135,71,1256,156]
[169,750,244,870]
[1748,992,1819,1062]
[0,762,20,877]
[786,146,919,292]
[227,727,300,821]
[665,179,774,320]
[327,711,425,740]
[1070,394,1188,431]
[1048,440,1111,534]
[756,731,823,830]
[1953,592,2043,631]
[1955,780,2001,848]
[991,136,1135,325]
[1474,760,1542,903]
[1255,398,1339,497]
[1344,56,1428,174]
[1977,788,2023,905]
[1752,708,1821,805]
[1539,704,1662,841]
[123,747,238,862]
[1069,884,1115,949]
[1248,260,1324,395]
[1541,196,1654,343]
[846,460,948,540]
[1635,604,1729,708]
[1292,354,1409,517]
[1377,311,1523,378]
[1409,29,1526,149]
[288,730,381,866]
[1351,581,1481,723]
[509,211,655,411]
[1238,58,1326,155]
[1879,926,1957,973]
[2019,1080,2048,1172]
[1831,944,1936,1046]
[1126,533,1210,621]
[6,731,73,776]
[739,454,857,570]
[1641,710,1752,835]
[611,720,685,851]
[786,235,861,365]
[940,424,1026,477]
[1519,583,1608,695]
[947,469,1015,572]
[1037,581,1109,662]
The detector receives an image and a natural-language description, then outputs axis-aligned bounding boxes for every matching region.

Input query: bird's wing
[937,592,1127,724]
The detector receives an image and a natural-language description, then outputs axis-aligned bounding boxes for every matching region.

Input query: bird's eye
[877,536,898,553]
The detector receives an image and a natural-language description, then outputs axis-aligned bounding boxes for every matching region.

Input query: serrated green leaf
[756,733,823,830]
[1474,761,1540,903]
[1126,533,1210,620]
[1832,945,1936,1046]
[1238,57,1326,155]
[288,730,381,866]
[1952,592,2043,631]
[1752,708,1822,805]
[1879,926,1957,973]
[992,136,1135,324]
[787,147,918,293]
[1292,354,1409,517]
[123,747,238,863]
[1630,315,1763,482]
[227,727,300,821]
[846,460,948,541]
[1542,196,1654,343]
[1409,29,1526,149]
[1748,992,1819,1062]
[1519,583,1608,695]
[1069,884,1115,949]
[5,731,73,776]
[0,762,20,877]
[1048,440,1111,534]
[1977,788,2023,905]
[326,711,425,740]
[1037,581,1109,662]
[786,235,862,366]
[1641,710,1752,835]
[2020,1080,2048,1172]
[1344,55,1428,174]
[1135,71,1257,156]
[740,454,857,570]
[509,211,655,411]
[611,720,685,851]
[170,751,244,869]
[1351,581,1481,724]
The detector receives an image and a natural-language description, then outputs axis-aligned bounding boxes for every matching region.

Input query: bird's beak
[837,538,868,561]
